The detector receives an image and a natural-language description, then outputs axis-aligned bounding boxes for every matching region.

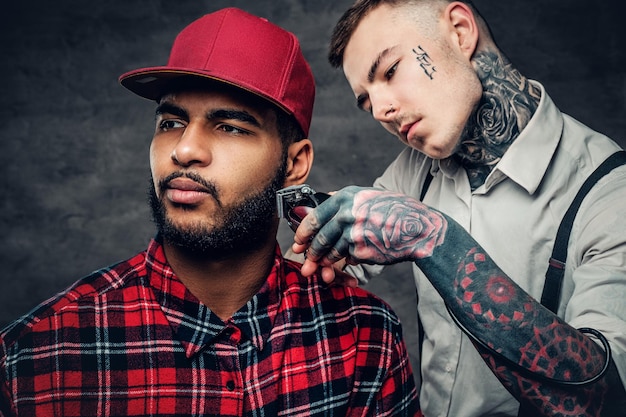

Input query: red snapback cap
[119,7,315,136]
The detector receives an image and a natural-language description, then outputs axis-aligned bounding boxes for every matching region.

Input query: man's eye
[385,62,398,80]
[159,120,184,131]
[218,124,249,135]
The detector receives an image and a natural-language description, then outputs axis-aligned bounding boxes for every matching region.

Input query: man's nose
[171,122,211,167]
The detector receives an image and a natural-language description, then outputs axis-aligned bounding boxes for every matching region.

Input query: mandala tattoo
[452,247,609,416]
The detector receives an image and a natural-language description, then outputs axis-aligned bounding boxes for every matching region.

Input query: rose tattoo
[350,190,447,264]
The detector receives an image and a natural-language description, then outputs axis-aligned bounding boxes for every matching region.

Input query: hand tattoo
[304,187,447,267]
[350,189,447,264]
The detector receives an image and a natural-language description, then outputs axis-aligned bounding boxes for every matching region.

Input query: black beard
[148,162,287,260]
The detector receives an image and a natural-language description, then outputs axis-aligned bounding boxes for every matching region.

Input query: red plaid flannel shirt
[0,238,421,416]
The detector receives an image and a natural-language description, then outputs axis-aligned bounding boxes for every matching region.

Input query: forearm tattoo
[428,241,612,416]
[456,50,541,189]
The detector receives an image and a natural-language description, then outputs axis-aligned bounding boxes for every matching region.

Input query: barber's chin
[416,140,459,160]
[428,150,455,160]
[410,144,449,160]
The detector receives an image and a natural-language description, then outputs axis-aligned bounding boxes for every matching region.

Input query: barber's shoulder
[376,145,433,193]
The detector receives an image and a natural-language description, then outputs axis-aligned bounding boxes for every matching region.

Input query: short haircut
[328,0,487,68]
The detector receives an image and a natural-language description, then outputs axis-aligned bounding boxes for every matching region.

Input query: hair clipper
[276,184,330,232]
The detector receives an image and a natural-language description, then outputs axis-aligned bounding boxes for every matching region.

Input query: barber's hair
[328,0,489,68]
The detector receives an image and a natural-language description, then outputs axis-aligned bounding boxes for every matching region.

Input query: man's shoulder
[0,250,149,347]
[281,257,402,325]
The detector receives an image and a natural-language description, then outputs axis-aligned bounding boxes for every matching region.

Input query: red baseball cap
[119,7,315,136]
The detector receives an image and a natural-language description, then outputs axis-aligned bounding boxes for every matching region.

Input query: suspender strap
[540,150,626,313]
[520,150,626,417]
[419,171,433,202]
[417,170,433,381]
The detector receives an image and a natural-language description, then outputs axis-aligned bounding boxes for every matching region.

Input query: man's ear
[283,139,313,186]
[445,2,480,59]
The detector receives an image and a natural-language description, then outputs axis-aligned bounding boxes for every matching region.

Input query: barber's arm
[292,186,625,417]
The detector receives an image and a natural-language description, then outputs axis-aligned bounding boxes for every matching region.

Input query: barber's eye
[385,63,398,80]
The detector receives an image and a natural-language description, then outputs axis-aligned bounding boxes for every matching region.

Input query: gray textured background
[1,1,624,377]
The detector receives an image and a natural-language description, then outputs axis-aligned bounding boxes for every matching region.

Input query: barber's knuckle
[328,247,342,261]
[316,233,333,248]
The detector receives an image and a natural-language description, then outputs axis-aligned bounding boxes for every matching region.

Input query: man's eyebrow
[208,109,261,128]
[367,47,394,83]
[155,103,261,128]
[155,102,187,119]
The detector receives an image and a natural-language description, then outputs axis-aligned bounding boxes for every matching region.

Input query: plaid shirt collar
[145,237,284,358]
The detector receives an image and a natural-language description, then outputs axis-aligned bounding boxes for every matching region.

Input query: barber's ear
[445,2,479,59]
[284,139,313,186]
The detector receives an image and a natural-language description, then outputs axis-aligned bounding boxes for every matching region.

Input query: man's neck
[455,49,541,190]
[163,239,277,321]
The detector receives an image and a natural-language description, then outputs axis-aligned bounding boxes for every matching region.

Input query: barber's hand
[285,245,357,287]
[291,186,448,283]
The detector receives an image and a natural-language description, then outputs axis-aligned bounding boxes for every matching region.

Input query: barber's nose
[171,122,211,167]
[372,100,396,123]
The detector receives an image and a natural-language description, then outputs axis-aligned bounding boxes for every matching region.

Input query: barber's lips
[400,121,419,142]
[165,178,210,205]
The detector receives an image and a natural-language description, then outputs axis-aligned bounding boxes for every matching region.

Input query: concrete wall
[2,0,624,379]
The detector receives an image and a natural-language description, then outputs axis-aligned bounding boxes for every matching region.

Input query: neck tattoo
[456,51,541,190]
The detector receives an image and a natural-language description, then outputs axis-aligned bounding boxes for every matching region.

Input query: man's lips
[164,177,211,205]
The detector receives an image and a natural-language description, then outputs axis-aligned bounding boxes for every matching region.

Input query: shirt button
[226,380,235,391]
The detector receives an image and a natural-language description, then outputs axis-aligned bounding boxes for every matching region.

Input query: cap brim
[119,67,292,116]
